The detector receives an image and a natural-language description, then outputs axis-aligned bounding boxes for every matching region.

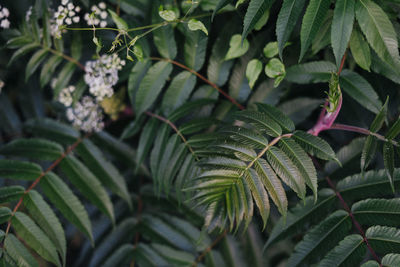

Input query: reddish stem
[149,57,245,110]
[4,133,90,236]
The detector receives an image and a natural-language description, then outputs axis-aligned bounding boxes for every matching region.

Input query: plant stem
[149,57,245,110]
[4,133,90,236]
[192,230,228,266]
[46,46,86,71]
[328,123,399,146]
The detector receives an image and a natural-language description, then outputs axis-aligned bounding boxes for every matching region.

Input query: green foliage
[1,0,400,266]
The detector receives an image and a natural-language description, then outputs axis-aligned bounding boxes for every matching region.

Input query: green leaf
[24,118,80,145]
[225,34,250,61]
[152,3,177,60]
[76,139,132,209]
[311,10,333,55]
[264,58,286,87]
[212,0,233,20]
[369,96,388,132]
[0,207,12,224]
[279,97,323,125]
[279,138,318,201]
[161,71,197,115]
[0,159,42,181]
[265,189,336,248]
[276,0,307,58]
[299,0,330,62]
[188,19,208,35]
[242,0,275,41]
[60,155,115,223]
[293,131,338,162]
[220,126,269,149]
[108,9,128,30]
[287,210,351,266]
[53,62,76,97]
[382,254,400,267]
[383,142,395,191]
[361,135,378,173]
[235,110,282,137]
[254,159,287,216]
[8,43,40,67]
[263,42,278,58]
[256,103,295,132]
[135,61,173,116]
[266,146,306,200]
[40,55,63,88]
[0,138,63,161]
[349,27,371,71]
[331,0,355,68]
[159,10,176,22]
[24,190,66,266]
[102,244,135,267]
[339,70,382,114]
[318,235,366,267]
[246,59,262,89]
[12,212,61,266]
[25,49,48,82]
[40,172,93,244]
[366,226,400,254]
[386,117,400,140]
[355,0,400,68]
[285,61,335,83]
[4,234,38,267]
[128,60,151,108]
[136,118,159,172]
[0,186,24,204]
[352,198,400,227]
[182,24,208,71]
[151,243,195,265]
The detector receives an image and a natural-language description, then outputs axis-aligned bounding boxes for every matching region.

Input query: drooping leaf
[25,49,48,82]
[263,42,279,58]
[23,190,66,265]
[355,0,400,68]
[369,96,388,132]
[161,71,197,115]
[349,27,371,71]
[299,0,330,62]
[318,234,366,267]
[352,198,400,227]
[246,59,262,89]
[287,210,351,266]
[242,0,275,41]
[0,138,63,161]
[128,60,151,108]
[12,212,61,266]
[40,172,93,244]
[331,0,355,68]
[0,207,12,224]
[276,0,307,58]
[152,2,177,59]
[108,9,128,30]
[383,142,395,191]
[182,24,208,71]
[235,110,282,137]
[285,61,335,83]
[0,186,24,204]
[256,103,295,132]
[293,130,339,162]
[266,146,306,200]
[135,61,173,116]
[361,135,378,173]
[188,19,208,35]
[60,155,115,223]
[0,159,42,181]
[76,139,132,209]
[386,117,400,140]
[366,226,400,254]
[4,234,38,267]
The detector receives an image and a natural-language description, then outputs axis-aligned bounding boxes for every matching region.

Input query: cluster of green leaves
[191,103,338,231]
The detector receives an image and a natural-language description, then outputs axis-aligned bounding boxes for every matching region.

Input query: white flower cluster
[66,96,104,132]
[0,5,10,29]
[84,54,125,101]
[58,85,75,106]
[84,2,108,28]
[51,0,81,38]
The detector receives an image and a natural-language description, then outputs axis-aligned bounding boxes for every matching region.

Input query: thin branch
[145,111,199,161]
[149,57,245,110]
[328,123,399,147]
[192,230,228,266]
[325,177,381,265]
[46,46,86,71]
[337,52,347,76]
[4,133,91,236]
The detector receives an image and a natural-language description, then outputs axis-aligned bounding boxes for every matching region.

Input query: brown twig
[192,230,228,266]
[149,57,245,110]
[4,133,91,236]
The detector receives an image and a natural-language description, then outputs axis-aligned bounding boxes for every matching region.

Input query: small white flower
[72,16,80,23]
[62,0,69,5]
[67,3,74,10]
[100,21,107,28]
[65,17,72,25]
[75,6,81,12]
[99,2,106,9]
[0,19,10,29]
